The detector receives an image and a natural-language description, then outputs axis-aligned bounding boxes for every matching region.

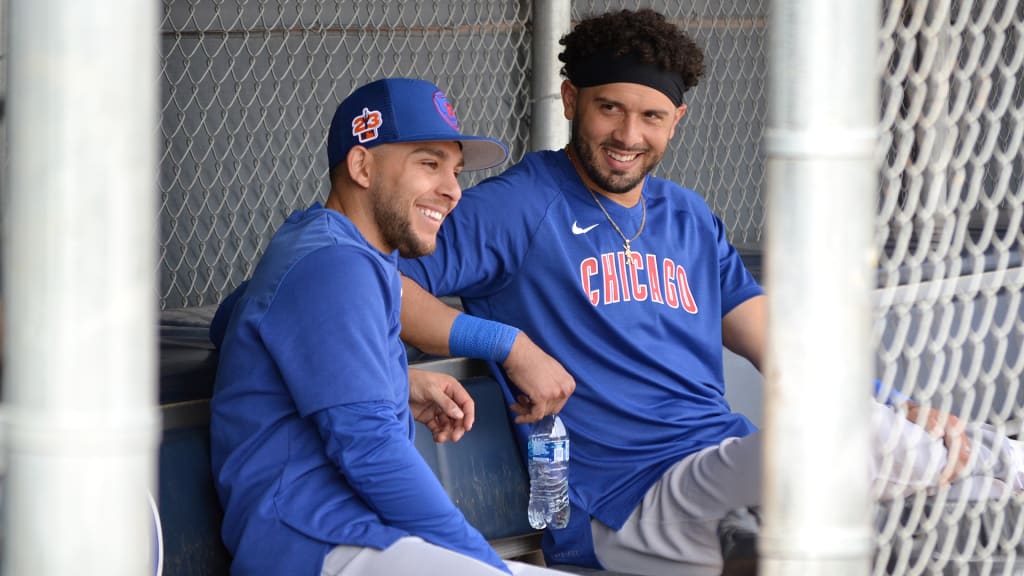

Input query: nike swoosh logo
[572,221,600,235]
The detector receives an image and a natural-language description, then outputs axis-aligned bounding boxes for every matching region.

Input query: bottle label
[528,438,569,462]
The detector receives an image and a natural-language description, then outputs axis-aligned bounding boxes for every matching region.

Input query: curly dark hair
[559,9,704,93]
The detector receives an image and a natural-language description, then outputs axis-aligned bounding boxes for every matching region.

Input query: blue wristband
[449,314,521,362]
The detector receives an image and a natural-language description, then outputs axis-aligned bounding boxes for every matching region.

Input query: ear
[561,80,578,121]
[668,103,688,140]
[346,145,374,189]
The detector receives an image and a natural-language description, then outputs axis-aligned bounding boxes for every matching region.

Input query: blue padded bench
[157,310,229,575]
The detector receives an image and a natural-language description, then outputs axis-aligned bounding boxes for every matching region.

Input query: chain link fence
[158,0,769,308]
[0,0,978,571]
[160,1,532,307]
[874,1,1024,574]
[2,0,1022,570]
[156,5,1024,570]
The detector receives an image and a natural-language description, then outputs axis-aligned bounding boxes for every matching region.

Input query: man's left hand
[408,368,475,443]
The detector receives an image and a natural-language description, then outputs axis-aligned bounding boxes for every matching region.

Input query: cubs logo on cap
[327,78,508,172]
[433,91,460,130]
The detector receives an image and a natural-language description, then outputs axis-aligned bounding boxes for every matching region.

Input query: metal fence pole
[530,0,570,151]
[760,1,879,574]
[3,0,160,574]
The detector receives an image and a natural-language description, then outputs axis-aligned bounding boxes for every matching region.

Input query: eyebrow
[593,96,672,118]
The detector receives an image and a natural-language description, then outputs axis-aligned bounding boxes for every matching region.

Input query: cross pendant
[624,241,632,267]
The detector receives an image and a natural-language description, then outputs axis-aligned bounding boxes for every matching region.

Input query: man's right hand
[501,333,576,423]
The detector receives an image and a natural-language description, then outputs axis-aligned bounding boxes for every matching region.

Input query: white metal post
[3,0,161,574]
[530,0,571,151]
[761,1,880,574]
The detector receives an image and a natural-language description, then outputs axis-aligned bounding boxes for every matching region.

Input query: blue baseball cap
[327,78,509,172]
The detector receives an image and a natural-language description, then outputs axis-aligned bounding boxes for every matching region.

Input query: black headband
[568,51,686,107]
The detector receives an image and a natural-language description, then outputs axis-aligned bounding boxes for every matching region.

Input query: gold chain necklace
[587,186,646,267]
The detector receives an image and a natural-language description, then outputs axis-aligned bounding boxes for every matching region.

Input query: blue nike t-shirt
[400,150,763,567]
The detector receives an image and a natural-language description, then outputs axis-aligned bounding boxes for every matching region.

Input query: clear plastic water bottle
[527,414,570,530]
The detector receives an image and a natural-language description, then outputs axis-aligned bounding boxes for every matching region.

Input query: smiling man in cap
[209,78,570,576]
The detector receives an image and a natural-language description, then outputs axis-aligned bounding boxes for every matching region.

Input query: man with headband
[397,10,759,574]
[398,8,1018,575]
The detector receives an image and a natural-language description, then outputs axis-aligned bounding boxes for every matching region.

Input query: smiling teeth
[419,207,443,222]
[607,150,638,162]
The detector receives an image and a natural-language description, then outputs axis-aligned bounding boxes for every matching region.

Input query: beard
[570,120,661,194]
[370,181,435,258]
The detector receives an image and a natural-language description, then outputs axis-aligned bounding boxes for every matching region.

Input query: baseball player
[210,78,572,576]
[397,9,1024,575]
